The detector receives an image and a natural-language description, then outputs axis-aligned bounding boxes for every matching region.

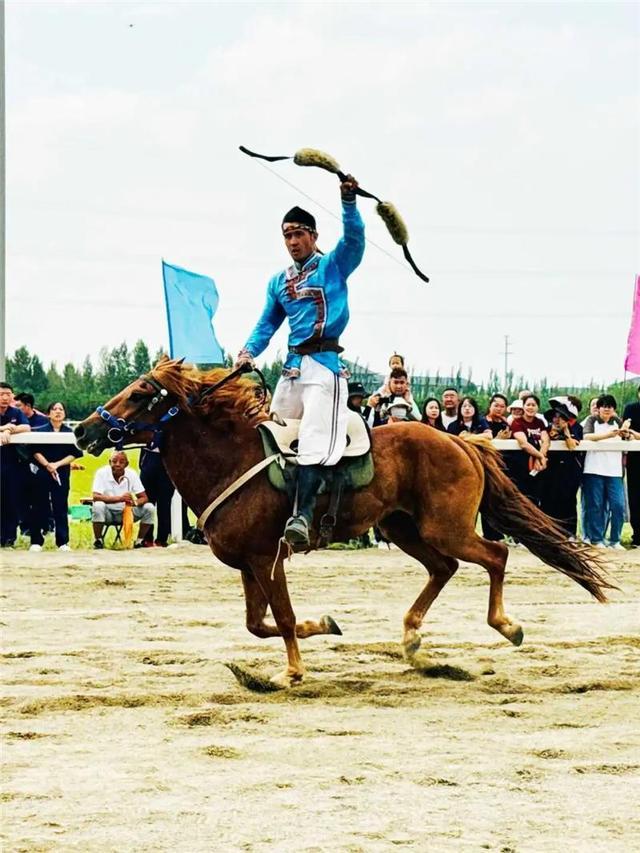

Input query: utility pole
[0,0,5,380]
[502,334,513,388]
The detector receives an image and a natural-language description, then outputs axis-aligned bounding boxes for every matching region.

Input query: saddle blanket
[259,409,371,461]
[257,412,374,496]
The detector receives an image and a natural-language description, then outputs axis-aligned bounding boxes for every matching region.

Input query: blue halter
[96,376,180,450]
[95,362,262,450]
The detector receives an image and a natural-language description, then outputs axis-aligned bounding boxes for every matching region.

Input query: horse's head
[75,357,185,455]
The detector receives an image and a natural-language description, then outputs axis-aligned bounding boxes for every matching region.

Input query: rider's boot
[284,464,323,551]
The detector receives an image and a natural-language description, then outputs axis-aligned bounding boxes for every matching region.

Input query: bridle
[95,363,266,450]
[96,374,180,450]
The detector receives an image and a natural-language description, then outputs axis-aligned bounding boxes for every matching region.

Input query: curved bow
[239,145,429,284]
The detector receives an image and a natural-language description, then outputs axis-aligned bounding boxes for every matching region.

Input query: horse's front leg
[247,556,306,687]
[241,569,342,641]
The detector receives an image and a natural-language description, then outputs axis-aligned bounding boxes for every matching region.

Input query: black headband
[282,206,316,232]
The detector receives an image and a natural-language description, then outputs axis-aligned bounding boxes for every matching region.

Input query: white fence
[9,432,639,452]
[8,432,639,541]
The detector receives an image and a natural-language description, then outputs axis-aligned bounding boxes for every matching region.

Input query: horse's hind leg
[436,534,523,646]
[379,513,458,660]
[242,569,342,640]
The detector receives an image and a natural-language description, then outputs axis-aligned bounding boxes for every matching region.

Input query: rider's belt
[289,338,344,356]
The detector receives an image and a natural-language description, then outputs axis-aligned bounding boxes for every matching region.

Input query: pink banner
[625,275,640,374]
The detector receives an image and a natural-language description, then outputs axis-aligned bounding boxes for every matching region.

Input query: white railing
[8,433,640,451]
[8,433,639,542]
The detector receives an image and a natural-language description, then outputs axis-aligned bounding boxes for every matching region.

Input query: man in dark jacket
[0,382,31,546]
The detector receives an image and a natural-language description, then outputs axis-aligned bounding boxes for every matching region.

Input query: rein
[95,363,266,449]
[196,362,266,414]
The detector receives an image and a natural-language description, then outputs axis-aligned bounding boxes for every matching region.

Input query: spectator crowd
[0,381,172,551]
[346,355,640,551]
[2,356,639,552]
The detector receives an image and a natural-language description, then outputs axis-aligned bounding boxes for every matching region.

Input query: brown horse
[75,358,612,687]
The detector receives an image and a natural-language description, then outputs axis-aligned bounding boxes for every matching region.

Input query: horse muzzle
[74,417,112,456]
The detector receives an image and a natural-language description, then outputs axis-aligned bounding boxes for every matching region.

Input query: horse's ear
[155,354,170,366]
[176,357,185,366]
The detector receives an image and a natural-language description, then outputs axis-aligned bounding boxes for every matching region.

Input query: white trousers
[271,356,348,466]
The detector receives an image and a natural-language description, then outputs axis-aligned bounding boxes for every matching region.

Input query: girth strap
[197,453,284,532]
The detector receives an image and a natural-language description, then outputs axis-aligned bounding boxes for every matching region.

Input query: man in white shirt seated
[91,450,155,550]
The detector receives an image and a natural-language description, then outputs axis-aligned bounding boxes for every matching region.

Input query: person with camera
[368,367,420,424]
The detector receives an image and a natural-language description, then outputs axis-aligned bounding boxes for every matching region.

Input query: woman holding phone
[29,402,83,552]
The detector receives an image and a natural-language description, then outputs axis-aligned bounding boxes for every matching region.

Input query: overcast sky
[6,1,639,385]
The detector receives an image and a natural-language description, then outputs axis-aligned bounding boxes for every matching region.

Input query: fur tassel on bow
[239,145,429,283]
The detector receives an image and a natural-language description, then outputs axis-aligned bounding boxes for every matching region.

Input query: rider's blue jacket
[242,200,365,376]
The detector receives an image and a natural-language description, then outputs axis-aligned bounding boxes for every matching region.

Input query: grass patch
[202,745,240,759]
[412,664,475,682]
[18,691,209,715]
[5,731,51,740]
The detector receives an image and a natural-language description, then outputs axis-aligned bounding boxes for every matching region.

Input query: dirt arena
[2,545,639,852]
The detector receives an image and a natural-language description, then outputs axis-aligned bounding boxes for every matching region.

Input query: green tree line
[6,342,166,419]
[5,343,635,420]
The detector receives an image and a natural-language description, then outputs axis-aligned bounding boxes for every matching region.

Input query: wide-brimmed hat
[548,396,578,418]
[508,400,524,411]
[545,403,573,422]
[348,382,367,398]
[388,396,412,410]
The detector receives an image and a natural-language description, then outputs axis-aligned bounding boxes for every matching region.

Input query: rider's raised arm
[330,176,365,281]
[241,276,286,360]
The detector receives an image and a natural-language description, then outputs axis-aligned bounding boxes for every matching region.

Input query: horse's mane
[149,357,267,428]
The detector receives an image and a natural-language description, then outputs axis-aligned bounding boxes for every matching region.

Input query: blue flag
[162,261,224,364]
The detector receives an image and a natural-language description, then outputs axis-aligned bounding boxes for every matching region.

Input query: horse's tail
[467,438,614,603]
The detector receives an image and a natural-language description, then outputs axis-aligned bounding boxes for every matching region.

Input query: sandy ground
[1,544,639,853]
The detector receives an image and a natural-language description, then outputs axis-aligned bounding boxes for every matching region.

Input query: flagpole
[0,0,6,380]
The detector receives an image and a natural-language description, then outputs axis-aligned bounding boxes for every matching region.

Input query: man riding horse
[235,175,365,551]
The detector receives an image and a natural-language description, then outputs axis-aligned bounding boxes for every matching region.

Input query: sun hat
[545,403,573,422]
[548,396,578,418]
[348,382,367,398]
[388,396,412,410]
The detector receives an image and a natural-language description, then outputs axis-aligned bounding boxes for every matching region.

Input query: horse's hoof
[320,615,342,636]
[270,669,304,689]
[403,628,422,660]
[502,623,524,647]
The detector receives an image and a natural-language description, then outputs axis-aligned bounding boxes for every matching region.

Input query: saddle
[257,411,375,546]
[259,409,371,461]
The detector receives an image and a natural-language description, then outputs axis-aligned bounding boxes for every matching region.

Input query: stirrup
[283,515,310,552]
